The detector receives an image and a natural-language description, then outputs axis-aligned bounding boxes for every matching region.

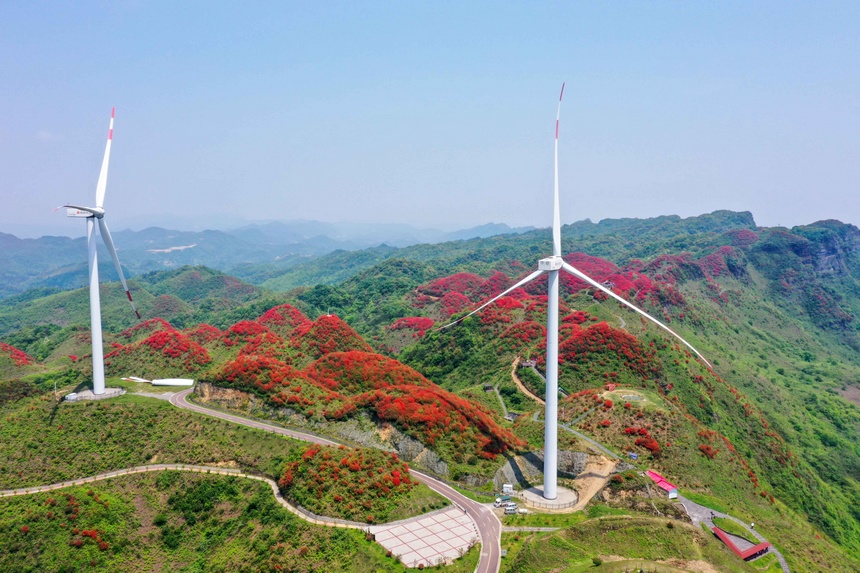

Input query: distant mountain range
[0,220,534,298]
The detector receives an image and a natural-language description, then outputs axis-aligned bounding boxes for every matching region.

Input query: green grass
[679,491,730,515]
[501,511,589,528]
[0,471,402,573]
[501,515,758,573]
[0,392,298,488]
[0,392,446,523]
[443,484,495,503]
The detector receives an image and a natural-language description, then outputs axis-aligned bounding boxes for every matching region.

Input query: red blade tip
[111,107,115,118]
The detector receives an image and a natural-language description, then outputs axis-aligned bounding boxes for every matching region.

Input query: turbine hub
[538,256,563,271]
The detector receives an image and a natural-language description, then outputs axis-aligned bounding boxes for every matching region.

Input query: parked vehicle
[493,495,512,507]
[504,506,518,515]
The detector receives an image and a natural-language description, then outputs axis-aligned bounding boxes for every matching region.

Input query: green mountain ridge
[2,209,860,571]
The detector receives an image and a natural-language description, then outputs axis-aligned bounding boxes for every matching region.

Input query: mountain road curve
[169,388,502,573]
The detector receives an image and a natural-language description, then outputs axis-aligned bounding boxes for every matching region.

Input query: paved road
[170,388,502,573]
[677,494,790,573]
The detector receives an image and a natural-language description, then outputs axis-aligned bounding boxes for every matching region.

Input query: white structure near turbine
[445,84,709,500]
[59,108,140,395]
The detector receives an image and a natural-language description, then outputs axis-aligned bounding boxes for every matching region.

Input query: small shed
[646,470,678,499]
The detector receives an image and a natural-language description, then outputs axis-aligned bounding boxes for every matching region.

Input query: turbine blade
[560,261,710,367]
[95,107,115,209]
[552,83,564,257]
[97,217,141,319]
[439,269,545,329]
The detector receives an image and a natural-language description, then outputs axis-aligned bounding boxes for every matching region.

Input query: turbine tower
[444,85,709,500]
[60,108,140,395]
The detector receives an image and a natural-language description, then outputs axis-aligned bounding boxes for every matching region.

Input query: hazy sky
[2,1,858,238]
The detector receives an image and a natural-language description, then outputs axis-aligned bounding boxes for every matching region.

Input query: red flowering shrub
[472,271,513,300]
[357,385,525,459]
[142,330,210,364]
[439,292,472,316]
[0,342,33,367]
[417,273,484,298]
[305,351,435,393]
[390,317,435,337]
[238,331,289,359]
[563,310,594,325]
[118,318,173,342]
[257,304,312,336]
[557,322,658,379]
[697,251,731,278]
[635,437,661,455]
[499,321,546,353]
[279,445,416,522]
[213,354,313,394]
[699,444,719,459]
[725,228,759,247]
[291,315,372,361]
[105,326,210,375]
[184,323,224,345]
[224,320,269,346]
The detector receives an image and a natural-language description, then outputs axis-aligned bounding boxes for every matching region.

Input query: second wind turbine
[444,84,709,500]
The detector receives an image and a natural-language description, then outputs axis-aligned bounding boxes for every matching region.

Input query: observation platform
[519,484,578,511]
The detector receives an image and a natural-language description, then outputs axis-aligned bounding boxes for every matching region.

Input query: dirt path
[569,456,617,512]
[510,357,545,405]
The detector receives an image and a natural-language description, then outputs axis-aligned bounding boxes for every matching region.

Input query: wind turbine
[59,108,140,395]
[443,85,709,500]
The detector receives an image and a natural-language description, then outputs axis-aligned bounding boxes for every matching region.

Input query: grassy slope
[502,515,756,573]
[0,392,295,488]
[0,389,444,524]
[0,472,397,573]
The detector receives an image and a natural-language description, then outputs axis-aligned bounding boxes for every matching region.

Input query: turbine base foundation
[64,387,126,402]
[519,484,578,511]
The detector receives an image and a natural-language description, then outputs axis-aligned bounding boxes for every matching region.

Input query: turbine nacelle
[538,256,563,271]
[63,205,105,218]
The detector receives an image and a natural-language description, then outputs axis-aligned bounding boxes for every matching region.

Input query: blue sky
[2,1,858,237]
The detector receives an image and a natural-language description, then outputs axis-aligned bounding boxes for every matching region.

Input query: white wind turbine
[444,84,709,500]
[59,108,140,395]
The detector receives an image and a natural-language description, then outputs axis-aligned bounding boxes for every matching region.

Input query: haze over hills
[0,220,534,299]
[2,209,860,572]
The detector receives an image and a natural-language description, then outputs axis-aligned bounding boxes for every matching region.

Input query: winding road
[169,388,502,573]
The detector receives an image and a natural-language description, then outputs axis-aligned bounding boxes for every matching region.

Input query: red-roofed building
[646,469,678,499]
[712,527,771,561]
